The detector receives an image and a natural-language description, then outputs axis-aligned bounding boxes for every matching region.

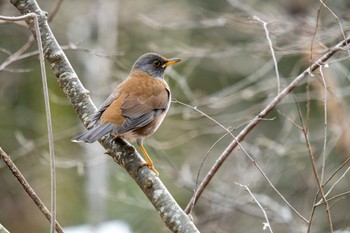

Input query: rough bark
[10,0,199,232]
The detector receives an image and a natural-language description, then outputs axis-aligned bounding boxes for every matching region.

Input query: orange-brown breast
[99,93,125,126]
[99,70,170,133]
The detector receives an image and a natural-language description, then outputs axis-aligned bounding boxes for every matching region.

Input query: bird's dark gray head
[132,52,181,78]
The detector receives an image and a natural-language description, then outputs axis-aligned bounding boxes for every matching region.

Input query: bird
[72,52,182,176]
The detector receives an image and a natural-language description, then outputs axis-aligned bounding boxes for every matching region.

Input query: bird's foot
[139,162,159,176]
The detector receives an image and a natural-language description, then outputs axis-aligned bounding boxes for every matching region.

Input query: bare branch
[315,190,350,207]
[0,147,64,233]
[0,223,10,233]
[319,65,328,183]
[253,16,280,94]
[316,166,350,206]
[180,100,308,222]
[0,0,64,72]
[0,10,57,233]
[323,157,350,188]
[185,34,350,220]
[31,11,57,233]
[319,0,350,56]
[10,0,199,232]
[0,43,122,72]
[296,99,333,232]
[235,183,274,233]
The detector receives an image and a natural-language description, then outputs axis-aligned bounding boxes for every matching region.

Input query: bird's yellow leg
[138,145,159,176]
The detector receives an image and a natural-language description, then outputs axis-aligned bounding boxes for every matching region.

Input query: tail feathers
[72,123,115,143]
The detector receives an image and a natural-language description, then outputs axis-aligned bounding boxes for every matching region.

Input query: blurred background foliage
[1,0,350,232]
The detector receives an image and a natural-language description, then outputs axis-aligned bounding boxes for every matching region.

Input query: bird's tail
[72,123,115,143]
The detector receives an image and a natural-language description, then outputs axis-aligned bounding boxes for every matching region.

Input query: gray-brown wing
[116,89,170,134]
[87,92,120,129]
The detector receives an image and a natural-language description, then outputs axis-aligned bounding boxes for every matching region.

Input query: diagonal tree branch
[0,147,64,233]
[185,35,350,214]
[0,223,10,233]
[10,0,199,232]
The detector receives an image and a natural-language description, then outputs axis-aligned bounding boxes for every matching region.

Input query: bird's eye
[153,60,161,67]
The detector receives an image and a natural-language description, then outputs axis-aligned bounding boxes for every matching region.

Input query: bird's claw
[139,162,159,176]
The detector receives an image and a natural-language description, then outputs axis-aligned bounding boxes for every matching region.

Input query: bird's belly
[120,130,137,141]
[133,111,167,139]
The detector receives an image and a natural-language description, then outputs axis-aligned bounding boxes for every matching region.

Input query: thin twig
[307,194,319,233]
[315,190,350,207]
[235,182,274,233]
[0,14,34,21]
[316,166,350,206]
[173,99,234,136]
[191,131,232,214]
[47,0,64,22]
[254,16,280,94]
[179,100,308,222]
[308,157,350,232]
[323,157,350,187]
[184,35,350,220]
[307,3,323,133]
[319,0,350,56]
[0,147,64,233]
[0,0,64,72]
[0,12,57,233]
[319,65,328,183]
[295,99,333,233]
[0,43,122,72]
[32,12,57,233]
[277,109,303,130]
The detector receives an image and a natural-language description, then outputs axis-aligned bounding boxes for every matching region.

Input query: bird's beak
[163,58,182,68]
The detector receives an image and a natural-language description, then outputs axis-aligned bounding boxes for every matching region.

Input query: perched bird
[72,52,182,176]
